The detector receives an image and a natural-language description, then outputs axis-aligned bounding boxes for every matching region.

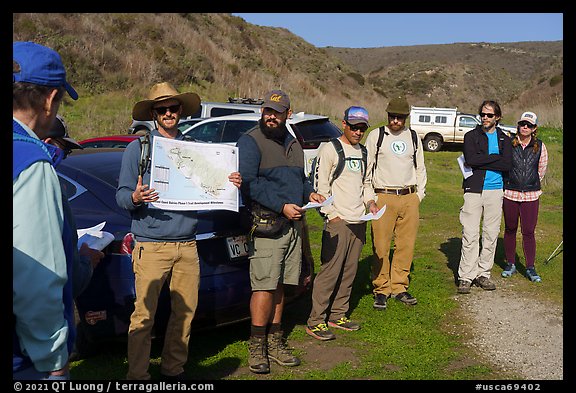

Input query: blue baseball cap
[13,41,78,100]
[344,106,369,126]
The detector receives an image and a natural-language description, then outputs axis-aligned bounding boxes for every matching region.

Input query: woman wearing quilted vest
[501,112,548,282]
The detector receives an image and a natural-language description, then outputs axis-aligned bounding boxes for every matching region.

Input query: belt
[374,186,416,195]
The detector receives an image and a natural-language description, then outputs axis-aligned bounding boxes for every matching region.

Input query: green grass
[70,128,562,380]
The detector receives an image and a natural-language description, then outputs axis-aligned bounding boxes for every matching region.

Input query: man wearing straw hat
[116,82,242,380]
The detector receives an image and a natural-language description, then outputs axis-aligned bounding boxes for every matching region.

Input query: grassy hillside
[13,13,563,140]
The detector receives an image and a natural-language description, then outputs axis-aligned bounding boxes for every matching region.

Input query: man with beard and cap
[237,89,324,374]
[363,96,427,310]
[116,82,242,380]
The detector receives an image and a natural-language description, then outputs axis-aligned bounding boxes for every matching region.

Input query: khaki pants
[371,193,420,296]
[126,240,200,380]
[308,219,366,326]
[458,189,504,283]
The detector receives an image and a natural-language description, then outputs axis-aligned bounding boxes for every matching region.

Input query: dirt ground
[229,274,563,380]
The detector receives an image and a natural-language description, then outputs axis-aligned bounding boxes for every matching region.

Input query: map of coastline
[149,136,239,211]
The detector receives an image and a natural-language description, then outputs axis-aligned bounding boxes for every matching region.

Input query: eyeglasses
[153,104,181,115]
[388,113,407,121]
[518,121,536,129]
[480,112,496,118]
[346,122,368,132]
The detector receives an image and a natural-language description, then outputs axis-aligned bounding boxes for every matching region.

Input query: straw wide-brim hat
[132,82,201,121]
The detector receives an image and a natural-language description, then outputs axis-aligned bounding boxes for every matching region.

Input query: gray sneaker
[474,276,496,290]
[457,280,471,294]
[328,317,361,331]
[267,331,300,367]
[248,335,270,374]
[306,323,336,341]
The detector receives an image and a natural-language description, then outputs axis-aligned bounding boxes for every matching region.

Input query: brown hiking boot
[474,276,496,290]
[457,280,471,294]
[248,335,270,374]
[267,331,300,367]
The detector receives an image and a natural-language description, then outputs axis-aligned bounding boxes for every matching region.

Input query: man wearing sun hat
[13,41,78,380]
[116,82,242,380]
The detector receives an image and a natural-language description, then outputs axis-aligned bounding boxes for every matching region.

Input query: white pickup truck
[409,106,479,152]
[409,106,516,152]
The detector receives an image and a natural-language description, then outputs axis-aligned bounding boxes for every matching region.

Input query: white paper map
[149,137,239,212]
[77,221,114,251]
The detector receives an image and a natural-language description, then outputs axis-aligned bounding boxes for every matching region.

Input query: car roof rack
[227,97,264,105]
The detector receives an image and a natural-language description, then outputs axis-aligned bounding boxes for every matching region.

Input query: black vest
[504,138,542,192]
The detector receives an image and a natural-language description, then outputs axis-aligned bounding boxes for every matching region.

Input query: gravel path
[455,275,563,380]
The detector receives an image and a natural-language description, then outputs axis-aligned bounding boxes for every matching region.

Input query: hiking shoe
[393,292,418,305]
[474,276,496,290]
[160,372,187,381]
[306,323,336,341]
[373,293,388,310]
[526,267,542,283]
[457,280,471,294]
[501,263,517,278]
[247,335,270,374]
[328,317,361,331]
[267,331,300,367]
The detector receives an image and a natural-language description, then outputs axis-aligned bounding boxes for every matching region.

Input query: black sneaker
[393,292,418,305]
[373,293,388,310]
[306,323,336,341]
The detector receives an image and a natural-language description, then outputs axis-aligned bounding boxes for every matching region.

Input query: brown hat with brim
[132,82,201,121]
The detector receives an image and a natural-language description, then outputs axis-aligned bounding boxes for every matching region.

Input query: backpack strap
[138,132,151,177]
[329,138,346,186]
[360,144,368,183]
[373,126,387,175]
[409,127,418,169]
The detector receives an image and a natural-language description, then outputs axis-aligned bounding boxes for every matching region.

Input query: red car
[78,135,139,149]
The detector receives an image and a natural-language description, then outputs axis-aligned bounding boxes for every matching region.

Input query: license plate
[226,235,249,259]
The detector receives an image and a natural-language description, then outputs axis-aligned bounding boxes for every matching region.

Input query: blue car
[57,148,312,355]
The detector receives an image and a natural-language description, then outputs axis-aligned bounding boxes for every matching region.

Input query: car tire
[423,135,443,152]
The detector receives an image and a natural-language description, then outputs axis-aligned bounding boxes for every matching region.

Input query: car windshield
[290,119,342,148]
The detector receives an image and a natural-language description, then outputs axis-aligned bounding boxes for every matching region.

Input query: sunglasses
[346,122,368,132]
[518,121,536,129]
[153,104,181,115]
[479,112,496,118]
[388,113,407,121]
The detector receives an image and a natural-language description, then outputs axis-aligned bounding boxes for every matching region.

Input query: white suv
[181,112,343,176]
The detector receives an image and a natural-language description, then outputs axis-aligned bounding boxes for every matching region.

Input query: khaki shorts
[249,222,302,291]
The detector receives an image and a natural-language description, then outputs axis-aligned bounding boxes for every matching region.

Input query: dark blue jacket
[462,126,512,194]
[237,123,314,213]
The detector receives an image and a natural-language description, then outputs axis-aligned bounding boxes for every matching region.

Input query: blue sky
[232,13,563,48]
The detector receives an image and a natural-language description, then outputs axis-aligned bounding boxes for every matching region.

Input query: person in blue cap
[13,41,79,380]
[306,106,376,341]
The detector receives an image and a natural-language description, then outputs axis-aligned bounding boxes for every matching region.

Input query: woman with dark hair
[501,112,548,282]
